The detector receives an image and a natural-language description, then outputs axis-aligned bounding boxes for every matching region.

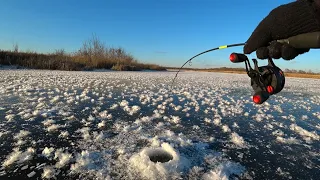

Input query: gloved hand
[244,0,320,60]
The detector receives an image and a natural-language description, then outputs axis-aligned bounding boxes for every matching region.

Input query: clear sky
[1,0,319,72]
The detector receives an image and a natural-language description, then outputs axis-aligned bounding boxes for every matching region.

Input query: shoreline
[1,66,320,79]
[166,68,320,79]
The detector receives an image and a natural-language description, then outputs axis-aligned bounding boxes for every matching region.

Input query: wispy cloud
[290,61,298,64]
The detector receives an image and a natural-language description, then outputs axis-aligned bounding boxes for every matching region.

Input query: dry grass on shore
[0,35,166,71]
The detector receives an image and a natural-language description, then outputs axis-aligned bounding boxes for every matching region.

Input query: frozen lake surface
[0,69,319,180]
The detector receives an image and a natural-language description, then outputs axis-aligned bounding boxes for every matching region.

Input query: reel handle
[229,53,248,63]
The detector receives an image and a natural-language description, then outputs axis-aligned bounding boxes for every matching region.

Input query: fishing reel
[172,31,320,104]
[229,53,285,104]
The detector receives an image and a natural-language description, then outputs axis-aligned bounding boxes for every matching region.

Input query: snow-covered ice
[0,69,319,180]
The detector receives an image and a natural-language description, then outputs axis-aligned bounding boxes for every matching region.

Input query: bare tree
[13,43,19,53]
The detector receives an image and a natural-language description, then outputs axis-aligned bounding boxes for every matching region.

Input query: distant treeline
[282,68,319,74]
[208,67,320,74]
[0,35,166,71]
[165,67,247,72]
[166,66,320,74]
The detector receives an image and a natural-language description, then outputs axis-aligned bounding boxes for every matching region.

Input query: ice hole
[148,149,173,163]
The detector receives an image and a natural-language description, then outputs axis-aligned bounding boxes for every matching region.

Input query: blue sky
[1,0,319,72]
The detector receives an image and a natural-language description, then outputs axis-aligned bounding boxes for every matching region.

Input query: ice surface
[46,124,61,132]
[14,130,30,139]
[2,148,22,167]
[41,166,56,179]
[276,136,300,144]
[54,149,73,168]
[289,124,319,142]
[27,171,36,178]
[0,69,319,179]
[202,161,246,180]
[42,147,55,158]
[2,147,35,167]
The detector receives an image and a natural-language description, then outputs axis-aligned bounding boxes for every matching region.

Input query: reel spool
[230,53,285,104]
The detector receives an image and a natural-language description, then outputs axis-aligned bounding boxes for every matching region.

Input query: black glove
[244,0,320,60]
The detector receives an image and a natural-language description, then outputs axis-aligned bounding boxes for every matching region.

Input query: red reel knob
[229,53,237,62]
[229,53,247,63]
[267,85,274,94]
[253,95,261,104]
[252,91,269,104]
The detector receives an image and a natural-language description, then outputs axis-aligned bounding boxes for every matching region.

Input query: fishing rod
[171,31,320,104]
[171,43,246,85]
